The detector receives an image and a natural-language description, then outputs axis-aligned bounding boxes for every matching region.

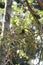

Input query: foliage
[0,0,43,65]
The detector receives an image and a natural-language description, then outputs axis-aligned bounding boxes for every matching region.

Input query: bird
[20,29,25,35]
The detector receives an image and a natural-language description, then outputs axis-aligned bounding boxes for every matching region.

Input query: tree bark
[1,0,12,37]
[4,0,12,29]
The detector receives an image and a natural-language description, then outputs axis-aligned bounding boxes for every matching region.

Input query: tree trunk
[1,0,12,37]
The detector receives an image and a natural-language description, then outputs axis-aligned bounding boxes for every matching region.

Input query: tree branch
[25,0,41,32]
[25,0,40,19]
